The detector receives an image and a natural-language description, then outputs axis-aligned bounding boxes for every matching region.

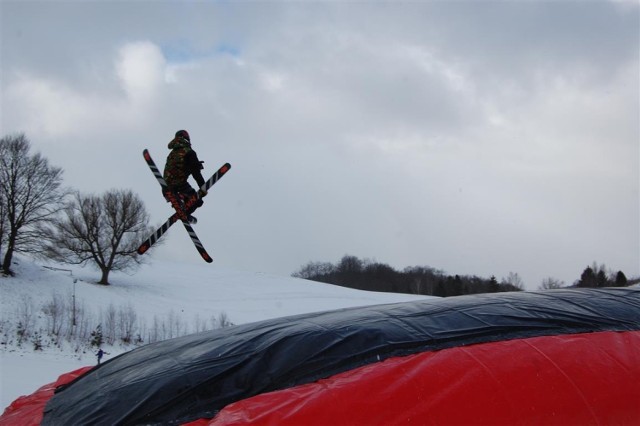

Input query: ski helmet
[175,130,190,141]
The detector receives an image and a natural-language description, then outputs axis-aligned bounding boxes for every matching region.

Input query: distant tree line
[293,255,524,297]
[0,133,154,283]
[573,262,634,288]
[293,256,637,297]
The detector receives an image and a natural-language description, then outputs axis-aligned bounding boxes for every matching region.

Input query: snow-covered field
[0,256,429,411]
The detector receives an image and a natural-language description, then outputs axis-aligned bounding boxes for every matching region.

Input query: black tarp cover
[42,288,640,425]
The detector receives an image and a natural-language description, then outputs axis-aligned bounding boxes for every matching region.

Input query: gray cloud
[1,1,638,288]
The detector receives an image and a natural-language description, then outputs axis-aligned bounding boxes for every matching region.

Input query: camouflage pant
[163,183,203,215]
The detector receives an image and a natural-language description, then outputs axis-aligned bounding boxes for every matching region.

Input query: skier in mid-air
[137,133,230,261]
[163,130,208,223]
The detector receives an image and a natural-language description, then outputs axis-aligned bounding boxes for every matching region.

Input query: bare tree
[337,255,363,274]
[500,272,525,291]
[44,189,152,284]
[0,134,66,275]
[539,277,565,290]
[292,261,335,279]
[0,191,6,262]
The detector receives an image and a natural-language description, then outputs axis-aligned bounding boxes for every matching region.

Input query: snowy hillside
[0,256,429,410]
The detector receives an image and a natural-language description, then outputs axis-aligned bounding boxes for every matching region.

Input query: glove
[198,189,208,198]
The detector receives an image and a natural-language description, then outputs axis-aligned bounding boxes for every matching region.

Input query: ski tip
[143,149,151,161]
[221,163,231,174]
[202,253,213,263]
[137,243,149,255]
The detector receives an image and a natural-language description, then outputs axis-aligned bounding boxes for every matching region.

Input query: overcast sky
[1,1,638,289]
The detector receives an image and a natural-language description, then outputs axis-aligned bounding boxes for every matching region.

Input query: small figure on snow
[96,348,109,365]
[163,130,208,224]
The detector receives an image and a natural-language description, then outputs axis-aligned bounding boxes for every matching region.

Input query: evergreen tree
[596,270,609,287]
[614,271,628,287]
[577,266,596,288]
[489,275,500,292]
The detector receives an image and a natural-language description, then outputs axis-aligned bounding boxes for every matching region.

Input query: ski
[137,214,180,255]
[139,150,212,262]
[136,149,231,262]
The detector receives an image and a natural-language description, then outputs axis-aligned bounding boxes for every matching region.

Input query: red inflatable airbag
[207,331,640,425]
[0,366,92,426]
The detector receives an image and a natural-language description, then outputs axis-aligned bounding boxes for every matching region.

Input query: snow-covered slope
[0,256,429,410]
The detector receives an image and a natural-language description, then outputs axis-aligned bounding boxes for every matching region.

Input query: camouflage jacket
[163,137,205,189]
